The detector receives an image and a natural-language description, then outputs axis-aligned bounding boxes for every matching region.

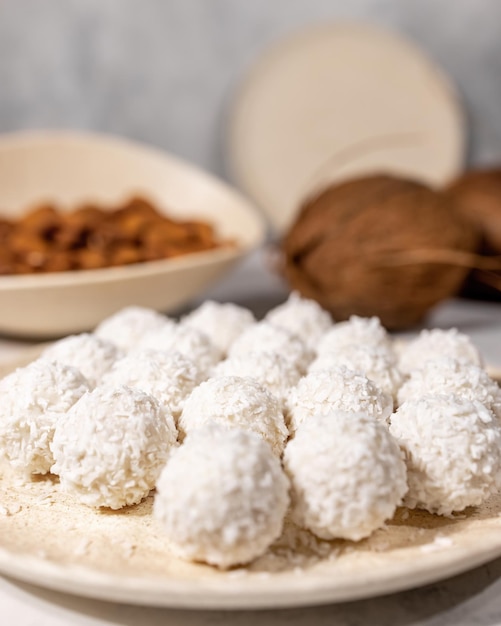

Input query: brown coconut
[282,174,480,330]
[447,168,501,300]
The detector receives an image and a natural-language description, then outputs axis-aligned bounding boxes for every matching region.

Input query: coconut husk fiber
[447,168,501,301]
[282,174,482,330]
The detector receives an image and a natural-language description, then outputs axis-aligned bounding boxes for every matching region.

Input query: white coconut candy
[398,328,483,375]
[212,352,301,409]
[390,394,501,515]
[94,306,172,351]
[284,411,407,541]
[0,359,90,475]
[182,300,256,355]
[51,385,177,509]
[310,344,404,400]
[138,323,222,378]
[316,315,393,356]
[154,424,290,568]
[42,333,122,387]
[287,367,393,432]
[397,357,501,418]
[265,292,333,350]
[101,349,202,421]
[229,321,314,374]
[178,376,288,456]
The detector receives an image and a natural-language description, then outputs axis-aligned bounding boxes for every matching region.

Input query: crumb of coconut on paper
[178,376,288,456]
[181,300,256,354]
[0,358,90,475]
[390,394,501,515]
[51,385,177,509]
[0,503,22,516]
[420,535,454,553]
[154,424,290,568]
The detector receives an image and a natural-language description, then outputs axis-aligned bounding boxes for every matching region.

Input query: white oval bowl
[0,131,266,338]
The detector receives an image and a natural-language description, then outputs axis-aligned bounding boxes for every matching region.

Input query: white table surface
[1,248,501,626]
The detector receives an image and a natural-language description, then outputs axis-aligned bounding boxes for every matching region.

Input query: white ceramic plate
[228,22,465,232]
[0,354,500,610]
[0,131,266,338]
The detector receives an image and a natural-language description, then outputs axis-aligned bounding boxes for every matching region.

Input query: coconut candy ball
[397,357,501,418]
[229,321,313,374]
[390,394,501,515]
[316,315,393,356]
[212,351,301,409]
[399,328,483,375]
[0,359,90,474]
[287,367,393,432]
[42,333,122,387]
[182,300,256,355]
[102,349,201,421]
[310,344,403,400]
[154,425,290,568]
[94,306,172,351]
[139,324,222,378]
[265,291,333,350]
[284,412,407,541]
[51,385,177,509]
[178,376,288,456]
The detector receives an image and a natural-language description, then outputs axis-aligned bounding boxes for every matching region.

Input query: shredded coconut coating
[178,376,288,456]
[229,321,314,374]
[0,359,91,474]
[154,425,290,568]
[94,306,172,351]
[310,344,403,400]
[287,367,393,432]
[399,328,483,375]
[138,324,222,378]
[182,301,256,355]
[42,333,122,387]
[390,394,501,515]
[51,385,177,509]
[212,352,301,408]
[397,357,501,418]
[284,412,407,541]
[265,292,333,350]
[317,316,393,356]
[101,349,201,421]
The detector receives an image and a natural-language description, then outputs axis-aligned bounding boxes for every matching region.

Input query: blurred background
[1,0,500,178]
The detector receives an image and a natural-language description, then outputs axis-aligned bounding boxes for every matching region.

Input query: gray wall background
[0,0,500,180]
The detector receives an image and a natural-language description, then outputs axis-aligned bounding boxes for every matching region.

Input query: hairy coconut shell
[282,175,480,330]
[447,169,501,250]
[447,168,501,300]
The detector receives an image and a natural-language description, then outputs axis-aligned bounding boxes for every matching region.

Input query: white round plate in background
[228,23,466,232]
